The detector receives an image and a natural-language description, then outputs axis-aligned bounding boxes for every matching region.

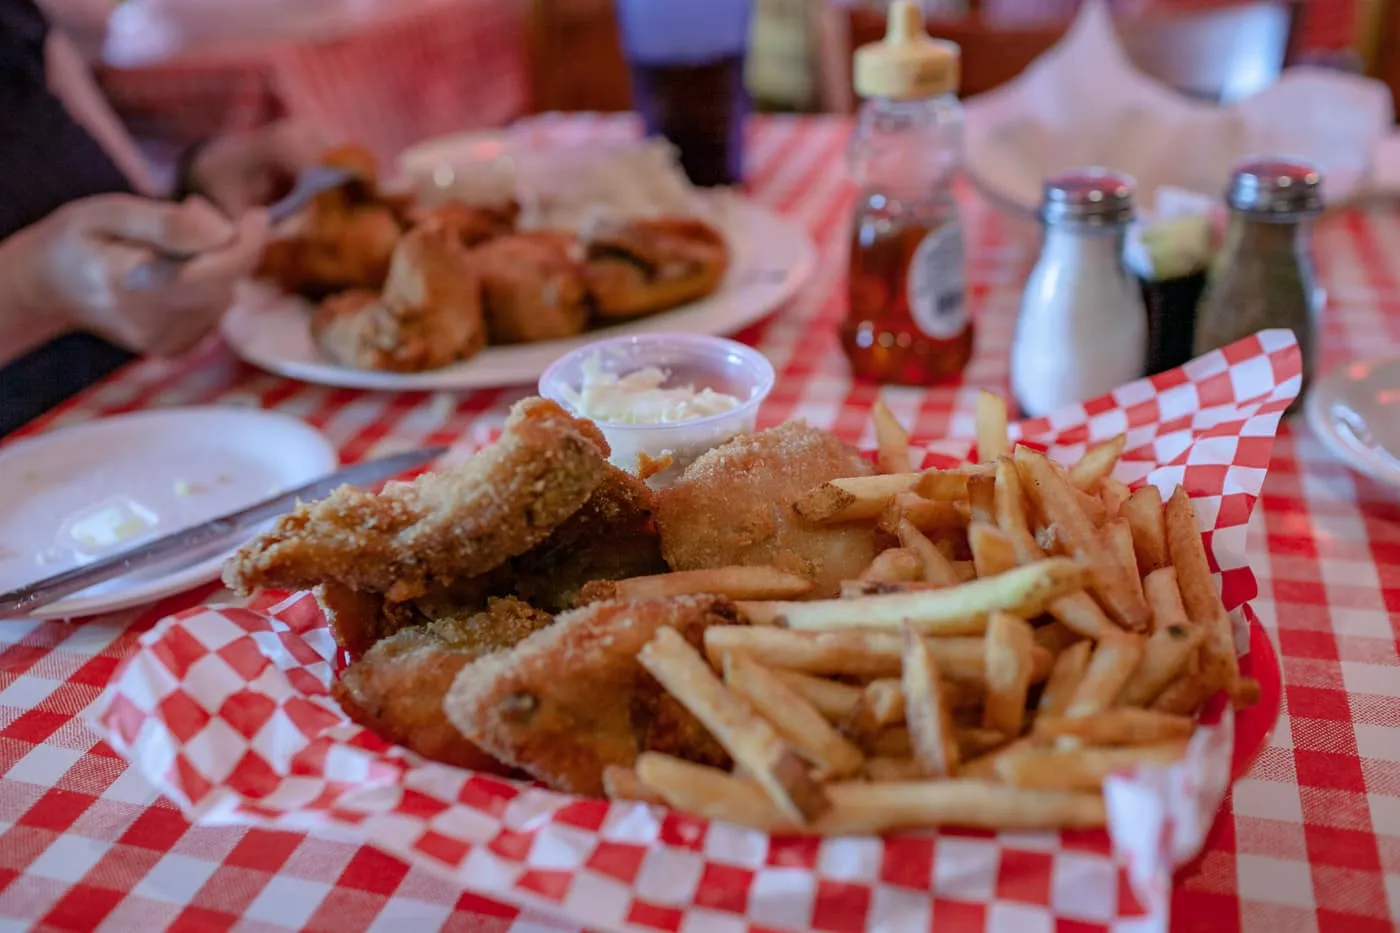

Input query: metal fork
[125,165,356,291]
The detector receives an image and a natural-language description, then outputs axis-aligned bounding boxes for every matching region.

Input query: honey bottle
[841,0,971,385]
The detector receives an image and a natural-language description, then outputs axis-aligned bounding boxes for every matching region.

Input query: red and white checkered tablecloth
[2,114,1398,932]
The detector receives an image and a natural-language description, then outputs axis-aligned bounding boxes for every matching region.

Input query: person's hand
[189,120,329,215]
[3,194,269,357]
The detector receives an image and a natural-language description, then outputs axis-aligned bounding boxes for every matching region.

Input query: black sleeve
[0,0,50,85]
[0,0,134,239]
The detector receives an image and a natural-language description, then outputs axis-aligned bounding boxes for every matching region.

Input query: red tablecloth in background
[1,115,1397,932]
[96,0,528,166]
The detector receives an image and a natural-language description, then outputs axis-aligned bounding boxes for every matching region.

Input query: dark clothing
[0,0,136,437]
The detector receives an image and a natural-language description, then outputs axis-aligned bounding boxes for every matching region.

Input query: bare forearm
[0,231,67,366]
[45,30,158,196]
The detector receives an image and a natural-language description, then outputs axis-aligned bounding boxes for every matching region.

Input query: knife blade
[0,444,446,619]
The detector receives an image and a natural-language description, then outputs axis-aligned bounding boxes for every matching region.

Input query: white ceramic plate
[0,408,337,619]
[220,199,815,391]
[1306,356,1400,490]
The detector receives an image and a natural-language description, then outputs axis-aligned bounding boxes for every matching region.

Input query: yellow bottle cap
[853,0,960,101]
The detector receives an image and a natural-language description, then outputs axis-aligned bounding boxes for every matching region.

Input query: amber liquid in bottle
[841,192,973,385]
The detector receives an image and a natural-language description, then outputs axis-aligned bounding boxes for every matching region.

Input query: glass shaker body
[1010,172,1147,418]
[1193,158,1323,413]
[840,4,971,386]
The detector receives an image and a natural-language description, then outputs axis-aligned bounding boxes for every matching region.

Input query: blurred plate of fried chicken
[221,144,815,391]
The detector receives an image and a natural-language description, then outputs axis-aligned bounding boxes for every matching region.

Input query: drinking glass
[613,0,754,187]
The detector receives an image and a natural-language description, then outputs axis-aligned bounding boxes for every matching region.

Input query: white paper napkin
[964,0,1394,215]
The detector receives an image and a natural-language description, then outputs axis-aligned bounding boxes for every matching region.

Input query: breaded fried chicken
[655,421,880,597]
[311,223,487,372]
[224,397,611,601]
[444,595,741,796]
[333,596,554,773]
[505,464,666,611]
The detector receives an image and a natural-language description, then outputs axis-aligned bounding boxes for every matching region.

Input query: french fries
[1117,622,1205,708]
[858,548,923,584]
[739,558,1086,635]
[1165,488,1241,697]
[1034,709,1195,746]
[724,651,865,779]
[881,493,965,535]
[1068,435,1126,491]
[975,390,1010,461]
[901,623,960,777]
[585,566,815,603]
[982,612,1035,735]
[872,396,913,474]
[772,669,864,720]
[603,765,667,804]
[638,628,829,822]
[1100,476,1132,520]
[994,741,1189,792]
[704,626,1051,687]
[794,474,919,523]
[1015,448,1150,631]
[895,519,962,585]
[1123,485,1168,574]
[914,469,973,501]
[1065,635,1145,719]
[968,522,1018,578]
[1038,640,1092,717]
[608,390,1254,839]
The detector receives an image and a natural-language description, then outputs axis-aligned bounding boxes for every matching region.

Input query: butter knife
[0,444,445,619]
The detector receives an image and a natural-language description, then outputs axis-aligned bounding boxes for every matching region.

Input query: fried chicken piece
[585,217,729,319]
[472,232,589,344]
[504,464,666,611]
[655,421,880,597]
[223,397,611,601]
[310,222,487,372]
[333,596,554,773]
[315,582,401,661]
[313,463,661,656]
[445,595,740,795]
[413,199,520,247]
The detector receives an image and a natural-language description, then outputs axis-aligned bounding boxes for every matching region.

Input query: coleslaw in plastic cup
[538,333,774,487]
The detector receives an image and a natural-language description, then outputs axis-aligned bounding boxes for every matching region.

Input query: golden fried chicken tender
[333,596,554,773]
[585,217,729,319]
[504,464,666,611]
[223,397,611,601]
[310,222,487,372]
[412,199,520,248]
[444,595,741,796]
[472,232,589,344]
[655,421,880,597]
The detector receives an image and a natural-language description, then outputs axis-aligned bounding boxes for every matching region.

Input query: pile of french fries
[602,391,1259,835]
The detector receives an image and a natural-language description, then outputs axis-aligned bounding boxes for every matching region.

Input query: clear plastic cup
[538,333,774,487]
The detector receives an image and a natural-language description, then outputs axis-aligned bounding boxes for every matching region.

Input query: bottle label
[906,222,967,340]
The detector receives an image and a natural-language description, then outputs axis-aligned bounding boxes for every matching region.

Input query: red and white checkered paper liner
[92,330,1301,933]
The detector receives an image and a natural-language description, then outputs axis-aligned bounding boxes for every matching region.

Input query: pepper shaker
[1010,170,1148,418]
[1193,158,1323,413]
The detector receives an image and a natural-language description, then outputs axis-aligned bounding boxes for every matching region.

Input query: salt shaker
[1193,158,1323,414]
[1011,170,1148,418]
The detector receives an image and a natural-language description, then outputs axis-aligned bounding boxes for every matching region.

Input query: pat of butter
[66,499,158,553]
[173,479,207,497]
